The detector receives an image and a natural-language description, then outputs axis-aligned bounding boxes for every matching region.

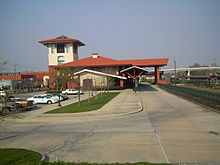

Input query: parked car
[27,95,58,104]
[44,94,69,101]
[60,95,69,101]
[10,97,37,110]
[0,91,6,96]
[61,89,83,95]
[52,94,69,101]
[43,94,62,101]
[0,96,20,116]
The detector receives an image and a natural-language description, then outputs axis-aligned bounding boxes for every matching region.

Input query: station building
[39,36,169,89]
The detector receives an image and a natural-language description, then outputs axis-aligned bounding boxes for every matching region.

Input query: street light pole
[13,64,18,93]
[58,93,61,107]
[57,71,61,107]
[174,58,177,86]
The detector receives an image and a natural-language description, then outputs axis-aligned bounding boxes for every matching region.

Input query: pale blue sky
[0,0,220,72]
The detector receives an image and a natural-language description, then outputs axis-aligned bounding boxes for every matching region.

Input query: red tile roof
[0,73,49,81]
[53,56,168,68]
[23,73,48,76]
[59,56,125,67]
[120,58,169,66]
[39,37,85,46]
[0,75,22,80]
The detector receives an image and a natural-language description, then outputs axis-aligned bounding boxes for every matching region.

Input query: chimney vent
[92,53,99,58]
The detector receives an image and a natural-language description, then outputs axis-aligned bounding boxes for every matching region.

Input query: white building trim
[74,69,127,79]
[120,66,148,73]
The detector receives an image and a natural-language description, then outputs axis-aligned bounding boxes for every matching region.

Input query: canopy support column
[120,73,125,87]
[155,66,160,84]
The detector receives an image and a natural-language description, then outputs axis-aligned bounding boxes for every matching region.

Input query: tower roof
[39,36,85,46]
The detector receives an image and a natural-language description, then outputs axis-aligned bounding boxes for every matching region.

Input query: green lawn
[41,162,172,165]
[0,148,42,165]
[179,84,220,94]
[45,92,119,114]
[0,148,174,165]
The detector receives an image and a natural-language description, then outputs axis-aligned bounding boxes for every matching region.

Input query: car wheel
[47,100,52,104]
[1,108,10,116]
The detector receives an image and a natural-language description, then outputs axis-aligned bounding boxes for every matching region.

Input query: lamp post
[174,58,177,86]
[57,71,61,107]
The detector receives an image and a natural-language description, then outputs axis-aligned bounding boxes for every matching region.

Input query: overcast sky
[0,0,220,72]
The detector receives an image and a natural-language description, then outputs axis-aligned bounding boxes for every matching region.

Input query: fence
[159,84,220,104]
[169,78,220,88]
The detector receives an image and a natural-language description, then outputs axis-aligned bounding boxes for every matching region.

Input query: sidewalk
[5,89,143,123]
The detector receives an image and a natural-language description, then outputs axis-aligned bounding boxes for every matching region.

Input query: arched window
[57,56,65,65]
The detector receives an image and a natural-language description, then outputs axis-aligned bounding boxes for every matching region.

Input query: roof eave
[38,40,86,46]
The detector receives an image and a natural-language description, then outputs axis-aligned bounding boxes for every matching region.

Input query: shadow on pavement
[138,83,158,91]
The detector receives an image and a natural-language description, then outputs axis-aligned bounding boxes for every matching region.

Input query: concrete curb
[40,152,49,162]
[10,91,144,123]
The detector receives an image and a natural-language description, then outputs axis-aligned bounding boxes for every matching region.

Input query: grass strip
[178,84,220,94]
[45,92,119,114]
[0,148,173,165]
[0,148,42,165]
[40,162,172,165]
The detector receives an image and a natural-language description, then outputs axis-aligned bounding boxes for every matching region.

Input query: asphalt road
[0,83,219,164]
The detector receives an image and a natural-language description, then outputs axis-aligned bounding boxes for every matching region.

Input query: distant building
[0,72,49,91]
[0,80,18,90]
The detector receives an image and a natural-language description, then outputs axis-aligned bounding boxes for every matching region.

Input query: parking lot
[0,84,220,163]
[1,90,91,119]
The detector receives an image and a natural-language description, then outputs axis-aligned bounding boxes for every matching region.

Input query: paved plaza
[0,83,220,164]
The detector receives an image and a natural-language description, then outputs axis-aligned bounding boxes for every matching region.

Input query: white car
[61,89,83,95]
[42,94,63,101]
[0,91,6,96]
[27,95,58,104]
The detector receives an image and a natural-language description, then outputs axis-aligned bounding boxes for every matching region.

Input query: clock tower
[39,35,85,65]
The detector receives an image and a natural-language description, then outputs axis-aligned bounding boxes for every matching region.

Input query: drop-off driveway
[0,83,220,164]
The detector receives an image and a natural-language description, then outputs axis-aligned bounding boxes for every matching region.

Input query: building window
[51,44,56,54]
[57,44,65,53]
[57,56,65,65]
[66,44,70,53]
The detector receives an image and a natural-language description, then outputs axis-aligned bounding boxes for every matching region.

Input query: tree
[55,67,82,107]
[189,63,201,68]
[211,63,219,67]
[83,78,93,103]
[0,58,9,73]
[106,76,115,92]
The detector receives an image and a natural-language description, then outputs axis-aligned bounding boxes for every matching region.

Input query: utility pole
[78,74,81,108]
[13,64,18,92]
[174,58,177,86]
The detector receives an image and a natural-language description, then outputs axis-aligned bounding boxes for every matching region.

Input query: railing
[169,79,219,88]
[159,84,220,104]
